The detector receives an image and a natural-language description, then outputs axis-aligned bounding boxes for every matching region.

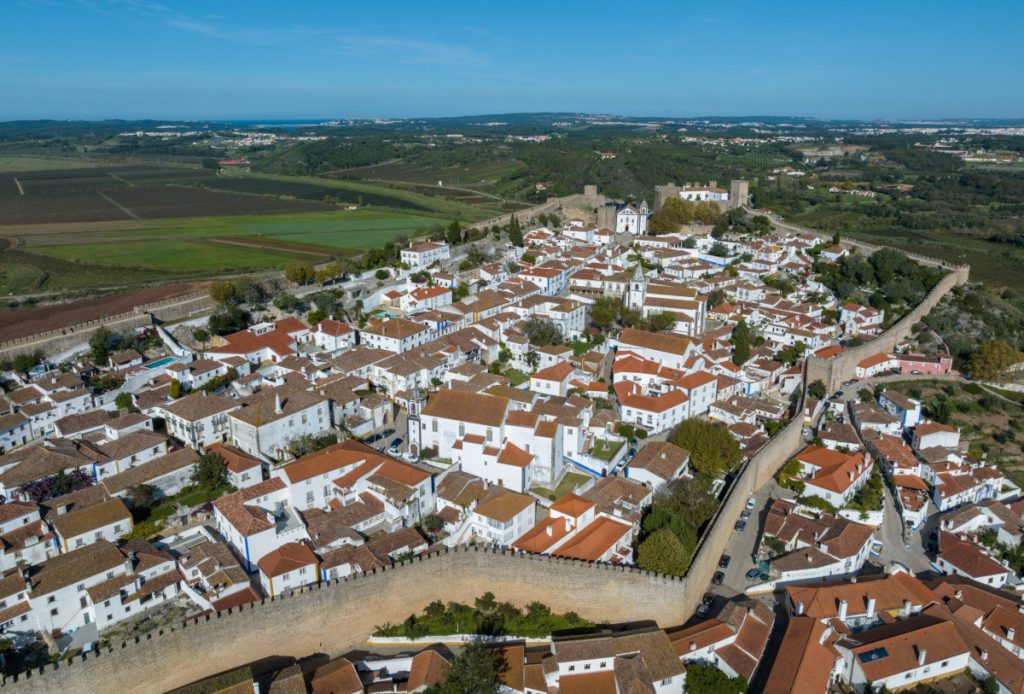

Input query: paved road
[708,480,785,600]
[874,483,933,574]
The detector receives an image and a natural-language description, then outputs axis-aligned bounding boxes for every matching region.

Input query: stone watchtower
[729,180,750,209]
[654,183,681,211]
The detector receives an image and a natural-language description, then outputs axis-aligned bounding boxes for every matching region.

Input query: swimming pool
[144,356,177,369]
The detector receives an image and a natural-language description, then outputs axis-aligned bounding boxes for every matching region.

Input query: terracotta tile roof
[786,572,936,620]
[407,650,448,691]
[552,516,631,562]
[532,360,574,382]
[845,613,968,681]
[101,447,199,495]
[422,388,508,427]
[939,532,1009,579]
[211,477,287,536]
[257,541,318,578]
[628,441,689,481]
[496,441,533,469]
[618,327,696,356]
[310,657,363,694]
[50,497,131,540]
[762,615,841,694]
[160,392,238,421]
[29,540,126,595]
[550,493,595,518]
[474,487,534,523]
[207,442,263,473]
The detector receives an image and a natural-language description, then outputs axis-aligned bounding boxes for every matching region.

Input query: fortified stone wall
[681,394,806,617]
[3,546,688,694]
[806,266,969,393]
[0,313,152,363]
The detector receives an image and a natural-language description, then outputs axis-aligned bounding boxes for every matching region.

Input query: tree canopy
[671,420,741,476]
[968,340,1023,382]
[522,317,563,346]
[637,527,691,576]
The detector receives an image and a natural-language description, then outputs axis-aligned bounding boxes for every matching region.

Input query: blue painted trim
[244,536,252,572]
[564,456,603,477]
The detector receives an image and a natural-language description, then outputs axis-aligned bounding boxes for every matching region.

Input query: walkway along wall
[2,546,688,693]
[806,265,970,394]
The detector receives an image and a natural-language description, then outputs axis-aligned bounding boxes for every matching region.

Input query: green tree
[427,643,503,694]
[191,328,209,345]
[731,319,753,365]
[446,219,462,246]
[90,326,113,364]
[591,297,620,331]
[114,392,134,410]
[507,214,523,247]
[522,317,563,346]
[646,312,677,332]
[671,420,741,476]
[808,379,827,400]
[285,264,315,286]
[453,283,470,301]
[637,527,690,575]
[128,484,157,512]
[169,379,182,399]
[208,281,240,306]
[685,663,748,694]
[191,452,228,489]
[11,350,43,376]
[273,292,301,312]
[968,340,1023,382]
[375,268,390,281]
[524,350,540,372]
[423,514,444,534]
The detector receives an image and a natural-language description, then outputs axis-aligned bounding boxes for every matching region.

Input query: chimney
[274,393,283,414]
[795,600,805,615]
[806,552,813,563]
[903,599,912,616]
[866,596,876,619]
[980,648,989,661]
[546,524,553,537]
[917,647,927,667]
[1008,627,1016,641]
[955,589,963,600]
[689,642,696,652]
[837,599,848,621]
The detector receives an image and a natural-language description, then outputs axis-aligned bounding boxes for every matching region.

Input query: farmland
[0,160,493,296]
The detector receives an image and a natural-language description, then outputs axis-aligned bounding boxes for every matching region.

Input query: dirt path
[97,191,140,219]
[108,173,137,187]
[207,237,333,257]
[13,178,24,195]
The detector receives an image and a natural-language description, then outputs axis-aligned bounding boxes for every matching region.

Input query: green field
[0,156,107,172]
[3,208,447,295]
[32,239,312,272]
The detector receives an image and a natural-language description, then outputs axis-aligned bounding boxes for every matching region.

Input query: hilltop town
[2,178,1024,694]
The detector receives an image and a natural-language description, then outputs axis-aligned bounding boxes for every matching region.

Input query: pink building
[897,353,954,375]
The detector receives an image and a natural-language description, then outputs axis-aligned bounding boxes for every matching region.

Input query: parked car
[712,571,725,585]
[741,509,752,520]
[389,437,403,451]
[696,603,710,618]
[735,520,747,531]
[381,428,396,438]
[364,433,383,444]
[745,568,762,580]
[745,497,756,510]
[718,555,731,569]
[702,593,715,606]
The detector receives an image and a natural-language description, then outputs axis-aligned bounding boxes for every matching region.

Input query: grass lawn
[571,340,594,356]
[591,438,624,462]
[147,484,234,522]
[32,239,311,272]
[504,368,529,386]
[531,471,591,502]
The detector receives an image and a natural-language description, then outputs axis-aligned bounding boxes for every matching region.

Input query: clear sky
[1,0,1021,121]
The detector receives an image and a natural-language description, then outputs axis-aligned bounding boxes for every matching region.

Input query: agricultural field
[0,160,498,296]
[1,208,443,295]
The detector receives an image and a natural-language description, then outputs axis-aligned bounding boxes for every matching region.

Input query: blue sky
[1,0,1021,121]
